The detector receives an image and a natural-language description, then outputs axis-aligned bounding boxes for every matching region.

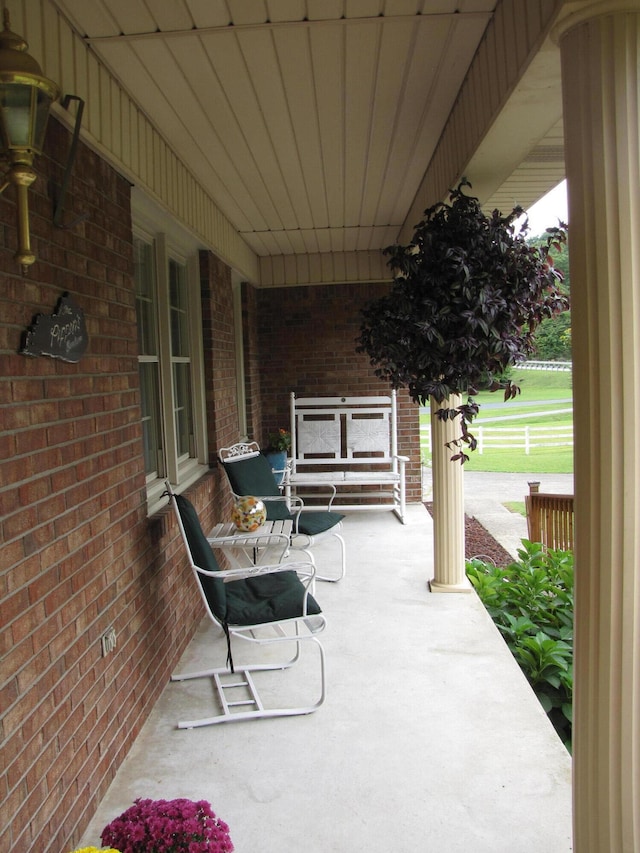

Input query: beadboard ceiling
[51,0,564,263]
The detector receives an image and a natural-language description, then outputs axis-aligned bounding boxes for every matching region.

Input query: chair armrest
[196,560,316,583]
[222,561,316,582]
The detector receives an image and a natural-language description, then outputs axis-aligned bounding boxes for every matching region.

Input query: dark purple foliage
[357,182,568,461]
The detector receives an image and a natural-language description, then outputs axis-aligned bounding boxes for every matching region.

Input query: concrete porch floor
[79,502,572,853]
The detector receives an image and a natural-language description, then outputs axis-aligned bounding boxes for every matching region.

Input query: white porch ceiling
[51,0,564,265]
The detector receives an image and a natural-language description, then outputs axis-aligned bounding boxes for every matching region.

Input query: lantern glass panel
[33,87,53,152]
[0,82,32,148]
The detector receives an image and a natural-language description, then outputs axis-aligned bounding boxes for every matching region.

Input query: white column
[555,4,640,850]
[429,394,471,592]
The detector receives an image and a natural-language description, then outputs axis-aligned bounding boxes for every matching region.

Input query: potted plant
[265,428,291,485]
[356,180,568,460]
[100,797,234,852]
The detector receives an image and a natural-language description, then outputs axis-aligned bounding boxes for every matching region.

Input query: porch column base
[429,577,473,594]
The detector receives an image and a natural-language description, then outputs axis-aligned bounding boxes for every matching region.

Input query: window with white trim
[135,238,163,479]
[133,198,208,513]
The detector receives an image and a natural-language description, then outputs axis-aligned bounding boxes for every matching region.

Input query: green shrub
[466,541,573,750]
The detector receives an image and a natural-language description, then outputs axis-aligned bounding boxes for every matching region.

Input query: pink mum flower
[101,798,233,853]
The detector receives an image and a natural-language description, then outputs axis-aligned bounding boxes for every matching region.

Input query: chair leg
[291,530,346,582]
[170,636,326,728]
[322,529,346,582]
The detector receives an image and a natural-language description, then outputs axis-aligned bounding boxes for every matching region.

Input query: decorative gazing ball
[231,496,267,532]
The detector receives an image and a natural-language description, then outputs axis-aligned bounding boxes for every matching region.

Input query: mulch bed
[424,503,514,567]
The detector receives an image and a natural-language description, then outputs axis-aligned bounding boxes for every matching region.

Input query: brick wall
[198,250,242,522]
[252,283,422,501]
[0,113,422,853]
[0,122,239,852]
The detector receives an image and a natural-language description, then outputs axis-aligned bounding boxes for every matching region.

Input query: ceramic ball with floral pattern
[232,495,267,532]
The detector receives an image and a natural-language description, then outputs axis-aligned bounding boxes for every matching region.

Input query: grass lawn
[420,368,574,475]
[461,445,573,473]
[480,368,573,401]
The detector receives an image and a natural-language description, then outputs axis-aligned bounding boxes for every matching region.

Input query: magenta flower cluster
[100,797,234,853]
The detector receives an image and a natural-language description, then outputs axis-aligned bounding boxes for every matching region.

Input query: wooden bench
[525,481,574,551]
[287,391,408,523]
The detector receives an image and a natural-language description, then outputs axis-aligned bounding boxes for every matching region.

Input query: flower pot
[265,450,287,485]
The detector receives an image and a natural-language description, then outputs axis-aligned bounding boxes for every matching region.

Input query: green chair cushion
[175,494,227,623]
[221,453,345,531]
[175,493,321,628]
[297,511,345,536]
[226,571,321,626]
[222,454,291,521]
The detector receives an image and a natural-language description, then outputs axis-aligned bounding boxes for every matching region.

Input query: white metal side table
[206,519,293,567]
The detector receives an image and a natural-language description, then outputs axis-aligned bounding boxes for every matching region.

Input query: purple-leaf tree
[357,181,569,461]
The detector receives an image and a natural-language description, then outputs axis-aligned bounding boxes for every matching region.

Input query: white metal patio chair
[218,441,346,582]
[165,481,327,727]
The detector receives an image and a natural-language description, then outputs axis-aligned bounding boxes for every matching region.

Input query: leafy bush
[466,541,573,750]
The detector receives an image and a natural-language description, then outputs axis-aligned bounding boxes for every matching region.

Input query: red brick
[0,678,19,717]
[10,601,46,644]
[2,505,38,541]
[46,420,76,445]
[13,427,52,455]
[36,493,66,524]
[0,539,24,569]
[15,645,56,694]
[42,578,74,617]
[18,477,51,507]
[0,779,28,845]
[2,636,35,691]
[26,566,59,606]
[31,536,68,569]
[10,379,45,402]
[23,521,56,555]
[2,404,31,430]
[27,400,60,425]
[50,467,77,491]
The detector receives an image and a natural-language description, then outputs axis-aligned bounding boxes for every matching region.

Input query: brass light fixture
[0,9,59,271]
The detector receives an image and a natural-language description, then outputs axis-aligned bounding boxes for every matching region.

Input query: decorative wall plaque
[21,293,88,363]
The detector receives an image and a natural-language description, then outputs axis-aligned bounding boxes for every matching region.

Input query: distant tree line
[530,235,571,361]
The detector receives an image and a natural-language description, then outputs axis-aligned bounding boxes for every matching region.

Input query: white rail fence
[518,360,572,372]
[421,424,573,455]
